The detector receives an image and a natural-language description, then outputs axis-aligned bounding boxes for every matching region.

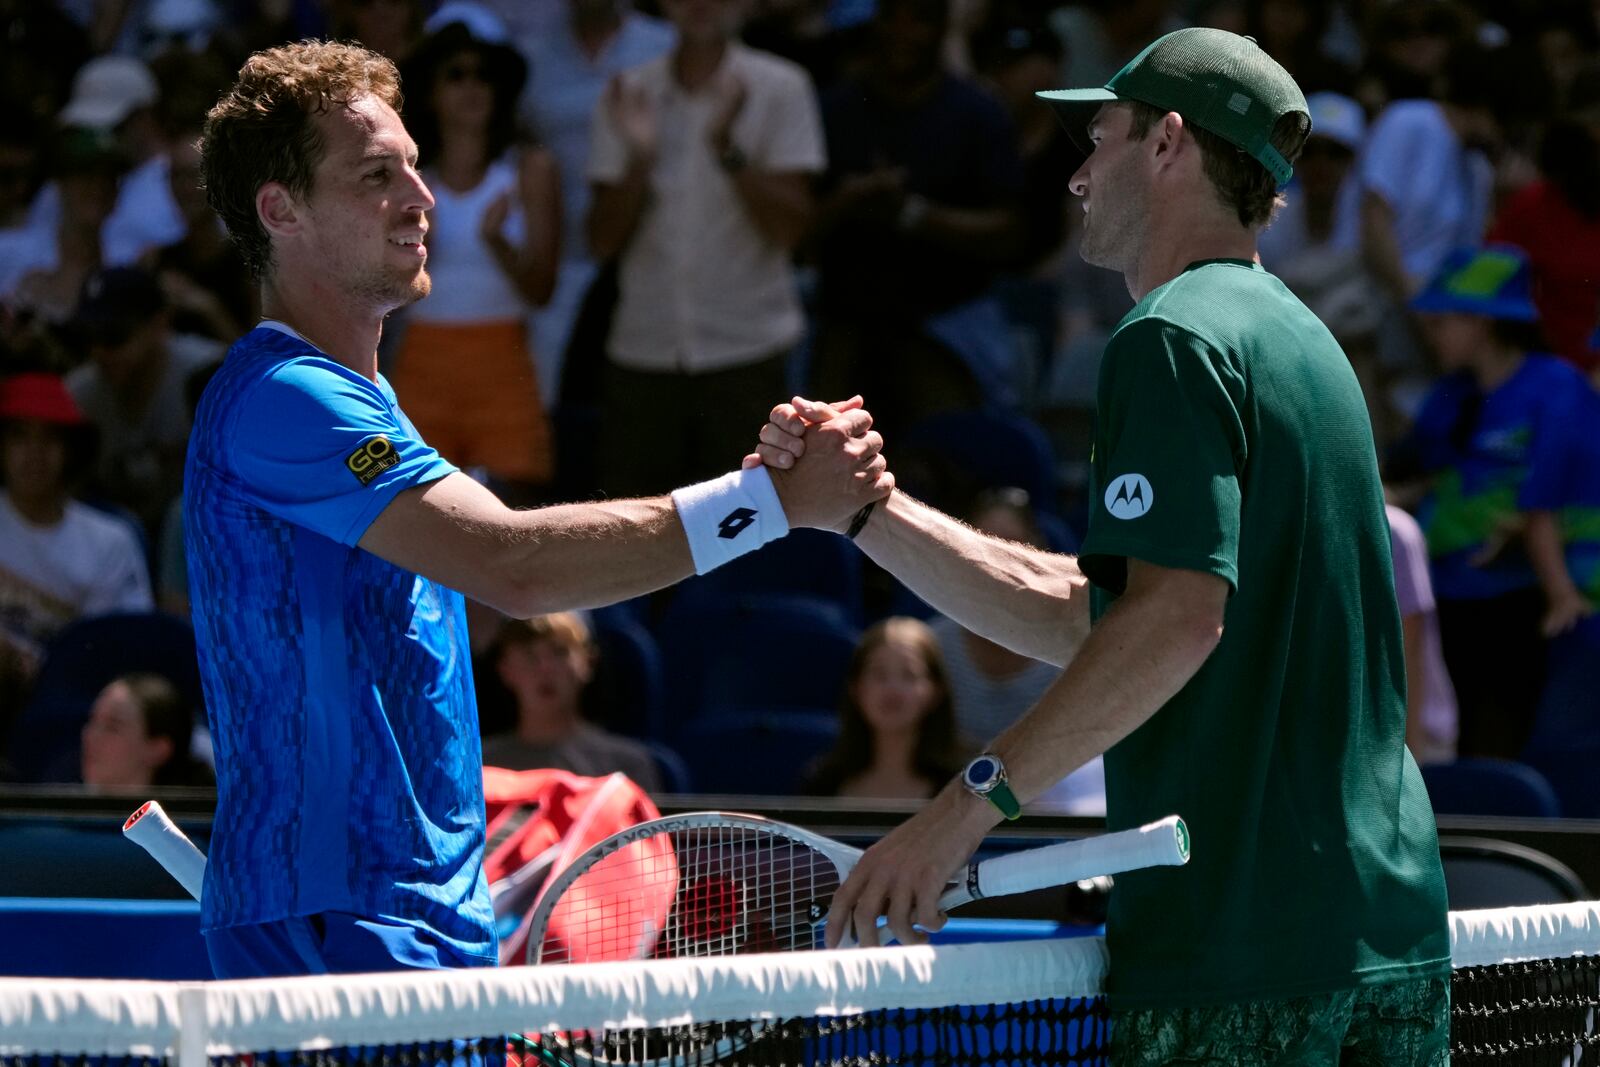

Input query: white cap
[59,56,159,129]
[424,1,512,44]
[147,0,220,37]
[1306,92,1365,152]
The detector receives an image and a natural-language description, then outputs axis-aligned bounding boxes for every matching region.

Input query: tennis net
[1,901,1595,1067]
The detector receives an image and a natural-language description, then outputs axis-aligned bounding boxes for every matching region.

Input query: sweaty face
[1070,104,1152,274]
[297,95,433,314]
[853,639,940,739]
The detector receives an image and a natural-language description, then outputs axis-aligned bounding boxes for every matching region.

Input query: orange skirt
[390,319,553,484]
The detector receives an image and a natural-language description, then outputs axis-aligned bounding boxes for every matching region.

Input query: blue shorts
[205,911,498,979]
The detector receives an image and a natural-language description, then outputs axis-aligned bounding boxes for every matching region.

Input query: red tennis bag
[482,766,665,965]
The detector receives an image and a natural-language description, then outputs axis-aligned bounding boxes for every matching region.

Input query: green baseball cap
[1038,27,1309,185]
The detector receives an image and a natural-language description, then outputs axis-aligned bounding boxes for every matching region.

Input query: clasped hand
[740,396,893,531]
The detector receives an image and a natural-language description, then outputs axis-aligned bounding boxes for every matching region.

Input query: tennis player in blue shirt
[189,40,890,979]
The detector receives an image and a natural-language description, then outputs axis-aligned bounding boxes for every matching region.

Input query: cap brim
[60,98,135,129]
[1037,88,1119,154]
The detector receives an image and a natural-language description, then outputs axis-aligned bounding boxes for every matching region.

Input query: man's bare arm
[852,490,1090,668]
[826,558,1228,946]
[759,398,1088,666]
[360,473,694,618]
[363,404,890,617]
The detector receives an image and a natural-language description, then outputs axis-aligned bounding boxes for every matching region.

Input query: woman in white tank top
[392,6,560,497]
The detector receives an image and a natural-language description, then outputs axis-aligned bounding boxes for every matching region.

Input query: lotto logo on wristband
[718,508,757,539]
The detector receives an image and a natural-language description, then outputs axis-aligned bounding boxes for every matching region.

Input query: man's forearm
[853,491,1090,667]
[984,566,1223,804]
[1360,194,1414,300]
[1527,510,1580,601]
[727,169,814,248]
[586,164,652,262]
[904,202,1022,263]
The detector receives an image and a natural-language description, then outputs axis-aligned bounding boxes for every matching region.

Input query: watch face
[965,756,999,789]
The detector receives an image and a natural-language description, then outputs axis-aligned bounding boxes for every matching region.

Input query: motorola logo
[1104,474,1153,520]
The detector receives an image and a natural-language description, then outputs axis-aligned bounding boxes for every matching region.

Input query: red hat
[0,373,88,425]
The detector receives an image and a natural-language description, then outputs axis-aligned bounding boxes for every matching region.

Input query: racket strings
[538,824,843,965]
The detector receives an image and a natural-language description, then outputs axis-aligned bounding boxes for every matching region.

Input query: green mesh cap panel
[1040,28,1308,184]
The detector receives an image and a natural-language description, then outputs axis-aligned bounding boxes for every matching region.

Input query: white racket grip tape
[958,814,1190,903]
[123,800,207,902]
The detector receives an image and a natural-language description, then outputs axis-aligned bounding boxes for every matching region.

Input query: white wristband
[672,466,790,575]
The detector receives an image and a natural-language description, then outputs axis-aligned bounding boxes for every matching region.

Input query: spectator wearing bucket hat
[389,2,559,502]
[0,371,153,695]
[781,26,1451,1067]
[1391,243,1593,761]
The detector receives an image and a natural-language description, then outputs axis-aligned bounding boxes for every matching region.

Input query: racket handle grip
[124,800,208,902]
[964,814,1190,902]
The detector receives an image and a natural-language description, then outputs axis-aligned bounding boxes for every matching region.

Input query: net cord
[2,901,1597,1059]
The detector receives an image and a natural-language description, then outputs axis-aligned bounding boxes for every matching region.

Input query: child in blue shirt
[1396,245,1591,759]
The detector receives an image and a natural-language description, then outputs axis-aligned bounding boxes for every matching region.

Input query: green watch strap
[985,779,1022,820]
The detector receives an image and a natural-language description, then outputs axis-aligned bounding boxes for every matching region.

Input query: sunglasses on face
[441,62,488,84]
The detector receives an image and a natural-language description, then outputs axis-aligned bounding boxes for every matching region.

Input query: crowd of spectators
[0,0,1597,815]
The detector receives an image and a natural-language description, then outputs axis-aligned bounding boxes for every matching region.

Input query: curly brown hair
[201,41,403,279]
[1126,100,1308,229]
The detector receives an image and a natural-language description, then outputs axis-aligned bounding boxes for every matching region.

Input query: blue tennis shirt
[184,323,494,962]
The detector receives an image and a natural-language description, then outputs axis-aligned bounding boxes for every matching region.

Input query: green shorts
[1110,975,1450,1067]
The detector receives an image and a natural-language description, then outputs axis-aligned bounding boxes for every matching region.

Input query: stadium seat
[675,709,839,795]
[1420,758,1563,819]
[643,740,693,795]
[1437,836,1590,910]
[8,612,202,783]
[897,409,1062,517]
[1520,631,1600,819]
[664,529,865,626]
[657,596,860,729]
[587,613,668,741]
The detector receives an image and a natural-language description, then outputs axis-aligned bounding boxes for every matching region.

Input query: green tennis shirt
[1080,260,1450,1009]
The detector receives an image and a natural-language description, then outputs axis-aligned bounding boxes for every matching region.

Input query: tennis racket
[123,800,207,900]
[517,811,1187,1067]
[525,810,1190,965]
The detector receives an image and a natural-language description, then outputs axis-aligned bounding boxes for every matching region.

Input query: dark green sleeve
[1079,317,1246,596]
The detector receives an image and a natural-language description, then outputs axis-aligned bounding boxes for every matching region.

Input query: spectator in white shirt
[0,372,153,701]
[586,0,825,497]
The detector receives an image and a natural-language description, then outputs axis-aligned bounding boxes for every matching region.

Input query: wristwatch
[962,753,1021,820]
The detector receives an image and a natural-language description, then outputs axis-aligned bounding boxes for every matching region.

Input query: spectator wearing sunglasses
[392,3,558,502]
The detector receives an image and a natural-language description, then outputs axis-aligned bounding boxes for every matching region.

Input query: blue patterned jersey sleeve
[228,359,456,546]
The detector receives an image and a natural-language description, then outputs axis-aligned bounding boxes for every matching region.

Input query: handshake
[738,395,895,535]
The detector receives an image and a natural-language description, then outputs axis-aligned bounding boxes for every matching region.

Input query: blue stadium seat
[1520,630,1600,819]
[657,596,860,731]
[643,739,693,795]
[675,709,839,794]
[588,613,668,741]
[9,612,201,783]
[898,409,1062,516]
[1420,758,1563,819]
[665,529,865,626]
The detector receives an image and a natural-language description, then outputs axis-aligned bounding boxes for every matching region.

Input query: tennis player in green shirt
[753,27,1451,1066]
